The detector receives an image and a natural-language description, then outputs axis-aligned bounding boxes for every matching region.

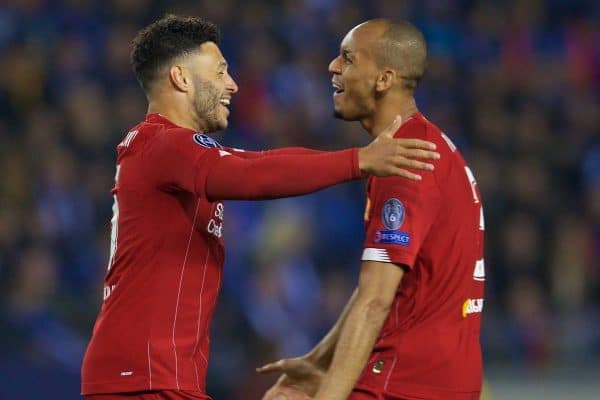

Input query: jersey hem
[355,380,481,400]
[81,379,206,396]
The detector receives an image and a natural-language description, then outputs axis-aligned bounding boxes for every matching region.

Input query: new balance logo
[473,258,485,281]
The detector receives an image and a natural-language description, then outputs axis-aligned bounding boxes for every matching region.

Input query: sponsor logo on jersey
[207,202,224,239]
[193,133,223,149]
[382,198,405,230]
[462,298,484,317]
[374,230,410,246]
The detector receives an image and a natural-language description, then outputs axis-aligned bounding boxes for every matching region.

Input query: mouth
[332,81,345,95]
[219,98,231,107]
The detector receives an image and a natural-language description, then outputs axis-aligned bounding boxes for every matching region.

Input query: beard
[331,87,373,122]
[191,77,224,132]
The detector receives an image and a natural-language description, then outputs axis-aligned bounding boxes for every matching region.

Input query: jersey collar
[145,113,181,129]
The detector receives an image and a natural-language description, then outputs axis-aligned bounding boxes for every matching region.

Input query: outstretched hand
[257,357,325,400]
[358,115,440,180]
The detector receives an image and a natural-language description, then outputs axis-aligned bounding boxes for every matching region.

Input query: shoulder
[394,113,446,150]
[370,114,457,195]
[147,125,224,153]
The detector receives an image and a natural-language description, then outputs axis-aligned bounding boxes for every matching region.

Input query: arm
[205,149,360,201]
[225,147,327,159]
[205,138,438,201]
[205,115,439,200]
[313,261,405,400]
[146,117,439,201]
[305,288,358,370]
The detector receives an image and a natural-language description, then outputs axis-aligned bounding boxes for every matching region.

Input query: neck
[148,94,205,132]
[360,95,419,137]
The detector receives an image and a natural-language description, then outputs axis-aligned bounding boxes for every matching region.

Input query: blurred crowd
[0,0,599,399]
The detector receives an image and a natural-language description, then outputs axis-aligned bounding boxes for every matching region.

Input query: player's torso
[82,121,224,394]
[359,116,484,397]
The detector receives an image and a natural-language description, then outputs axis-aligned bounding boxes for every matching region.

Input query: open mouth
[332,82,345,94]
[220,98,231,106]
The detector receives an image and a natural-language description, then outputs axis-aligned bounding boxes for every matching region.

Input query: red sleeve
[143,128,223,197]
[143,128,361,200]
[361,117,446,269]
[204,148,360,201]
[362,172,441,269]
[224,147,326,159]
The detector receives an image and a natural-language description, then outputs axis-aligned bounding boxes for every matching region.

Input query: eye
[342,53,352,65]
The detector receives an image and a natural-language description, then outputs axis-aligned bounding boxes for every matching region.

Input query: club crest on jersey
[193,133,223,149]
[382,198,405,230]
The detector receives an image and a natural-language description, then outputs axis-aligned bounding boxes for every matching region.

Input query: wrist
[306,348,330,371]
[356,147,369,176]
[352,147,369,178]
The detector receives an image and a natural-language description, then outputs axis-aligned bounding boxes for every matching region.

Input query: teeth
[332,83,344,93]
[220,99,230,106]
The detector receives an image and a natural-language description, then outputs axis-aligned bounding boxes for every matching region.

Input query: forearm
[225,147,327,159]
[204,149,360,201]
[307,288,358,369]
[313,295,391,400]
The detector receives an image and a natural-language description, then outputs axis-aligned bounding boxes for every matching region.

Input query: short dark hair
[372,20,427,92]
[130,15,220,92]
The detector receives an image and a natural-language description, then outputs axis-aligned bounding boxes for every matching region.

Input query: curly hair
[130,15,220,92]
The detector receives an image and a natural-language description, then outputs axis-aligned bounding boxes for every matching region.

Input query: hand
[257,356,325,399]
[262,381,311,400]
[358,115,439,179]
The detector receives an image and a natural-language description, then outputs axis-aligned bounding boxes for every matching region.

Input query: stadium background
[0,0,599,398]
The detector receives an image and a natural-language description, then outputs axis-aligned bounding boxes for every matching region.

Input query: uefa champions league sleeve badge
[193,133,223,149]
[382,198,405,230]
[374,198,410,246]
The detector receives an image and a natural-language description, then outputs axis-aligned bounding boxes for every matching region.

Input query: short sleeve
[362,174,441,269]
[143,128,227,197]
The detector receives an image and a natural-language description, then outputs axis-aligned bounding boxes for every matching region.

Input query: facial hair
[191,77,223,132]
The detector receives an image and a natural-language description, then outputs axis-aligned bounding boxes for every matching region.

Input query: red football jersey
[81,115,228,397]
[355,113,485,400]
[81,114,361,396]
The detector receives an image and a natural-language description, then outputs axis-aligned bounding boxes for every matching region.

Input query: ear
[375,69,396,93]
[168,65,190,93]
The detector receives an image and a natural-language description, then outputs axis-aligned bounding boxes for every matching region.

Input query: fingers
[379,115,403,138]
[398,158,435,171]
[257,360,285,374]
[262,387,287,400]
[399,147,440,160]
[390,168,423,180]
[396,138,437,151]
[263,386,311,400]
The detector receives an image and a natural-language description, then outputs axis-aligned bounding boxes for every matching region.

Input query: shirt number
[464,166,484,230]
[107,165,120,270]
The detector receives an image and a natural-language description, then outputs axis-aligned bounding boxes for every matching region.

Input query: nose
[226,72,239,94]
[328,56,341,74]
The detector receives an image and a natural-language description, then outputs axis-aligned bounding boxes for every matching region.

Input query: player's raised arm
[204,116,439,201]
